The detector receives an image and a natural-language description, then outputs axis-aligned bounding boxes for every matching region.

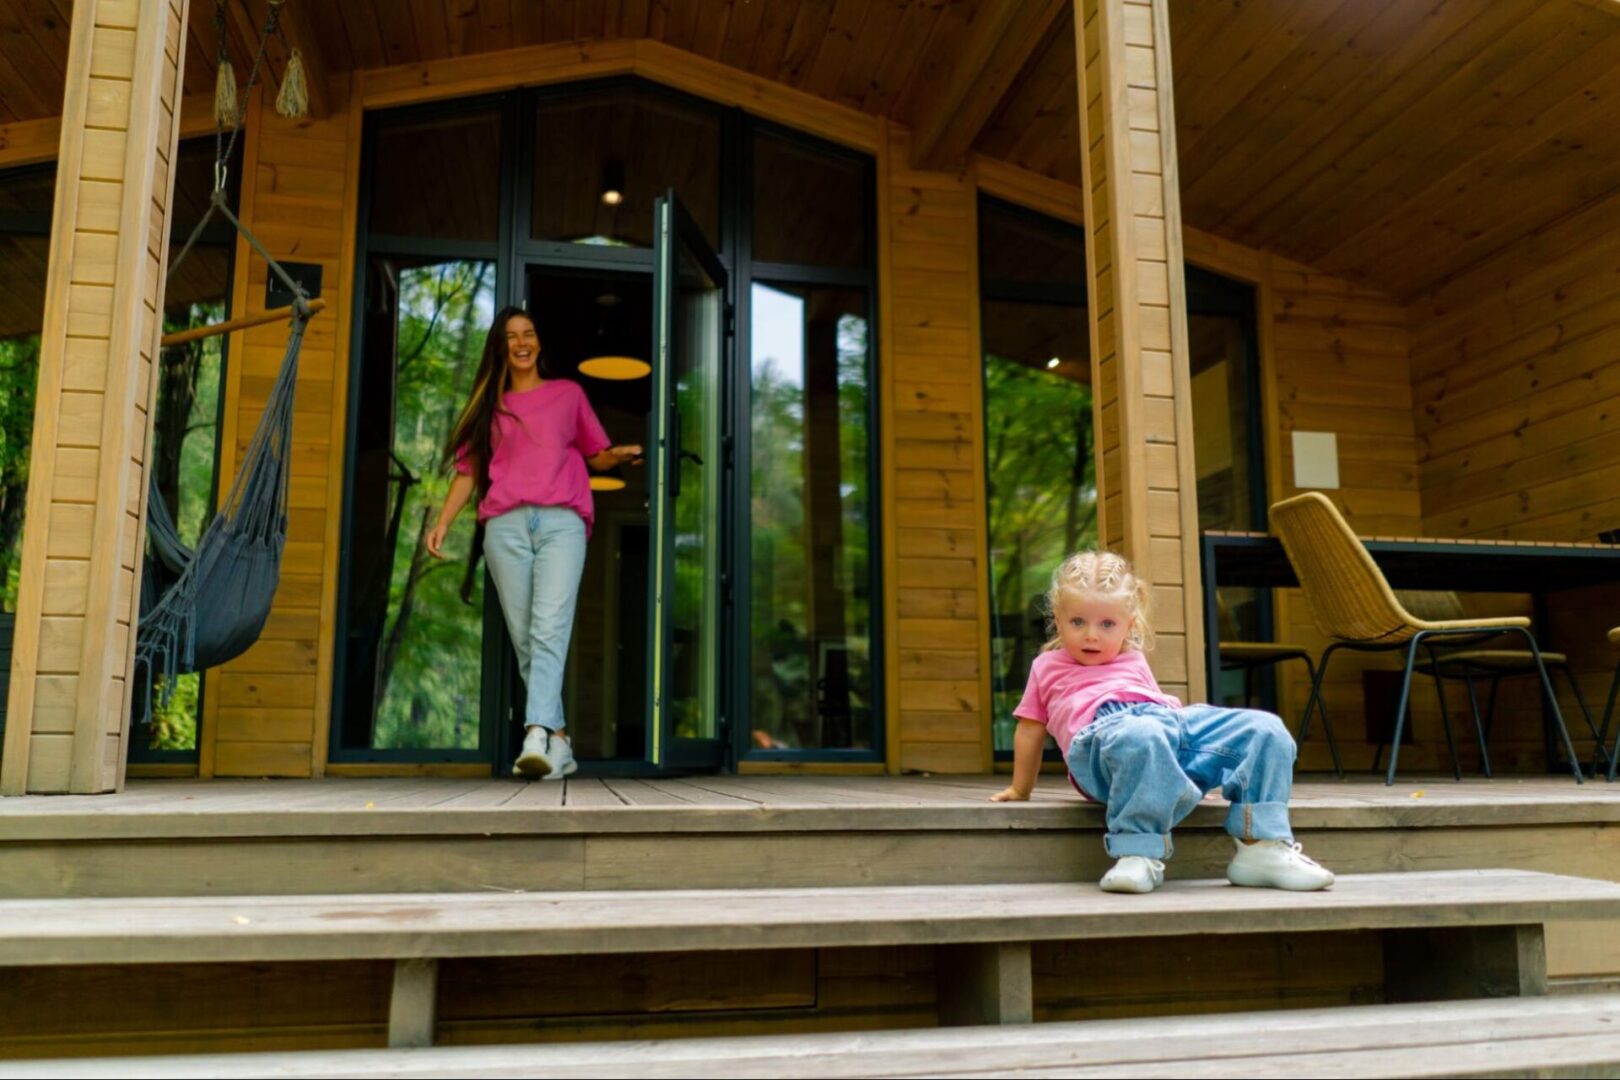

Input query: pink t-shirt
[1014,647,1182,760]
[455,380,612,534]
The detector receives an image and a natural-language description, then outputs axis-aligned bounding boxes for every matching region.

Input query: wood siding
[2,0,190,794]
[882,127,992,774]
[199,83,356,778]
[1409,184,1620,772]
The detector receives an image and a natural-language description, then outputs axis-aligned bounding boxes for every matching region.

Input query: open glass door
[648,192,728,769]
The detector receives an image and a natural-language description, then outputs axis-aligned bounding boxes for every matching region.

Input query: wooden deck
[4,774,1618,834]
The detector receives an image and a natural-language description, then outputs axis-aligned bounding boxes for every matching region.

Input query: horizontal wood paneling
[882,124,990,775]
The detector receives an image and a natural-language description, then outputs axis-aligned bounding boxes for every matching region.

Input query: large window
[335,99,503,760]
[1187,266,1270,707]
[336,84,879,767]
[978,198,1094,755]
[743,125,879,759]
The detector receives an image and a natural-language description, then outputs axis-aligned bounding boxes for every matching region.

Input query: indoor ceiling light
[600,161,625,207]
[1047,357,1062,369]
[579,355,651,380]
[590,475,627,491]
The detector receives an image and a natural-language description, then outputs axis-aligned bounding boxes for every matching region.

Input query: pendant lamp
[579,289,650,381]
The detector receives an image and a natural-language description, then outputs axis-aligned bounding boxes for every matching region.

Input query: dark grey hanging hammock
[135,0,319,708]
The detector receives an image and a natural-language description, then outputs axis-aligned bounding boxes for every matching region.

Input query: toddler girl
[992,551,1334,895]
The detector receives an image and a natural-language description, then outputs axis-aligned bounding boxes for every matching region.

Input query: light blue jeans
[1068,701,1298,859]
[482,506,588,732]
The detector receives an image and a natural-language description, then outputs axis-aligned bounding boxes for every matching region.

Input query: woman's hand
[425,522,449,559]
[990,785,1030,803]
[607,444,644,466]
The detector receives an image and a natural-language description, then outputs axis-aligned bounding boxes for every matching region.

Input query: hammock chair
[134,0,318,709]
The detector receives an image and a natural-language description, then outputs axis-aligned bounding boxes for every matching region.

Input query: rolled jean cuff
[1105,832,1174,859]
[1226,800,1293,843]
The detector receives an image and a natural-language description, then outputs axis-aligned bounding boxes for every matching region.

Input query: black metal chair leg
[1603,664,1620,783]
[1385,637,1424,787]
[1298,644,1344,778]
[1425,645,1462,781]
[1515,629,1584,785]
[1483,676,1501,745]
[1556,664,1609,777]
[1463,672,1492,779]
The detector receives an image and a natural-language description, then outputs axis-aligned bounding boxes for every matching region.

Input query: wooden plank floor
[1,774,1618,840]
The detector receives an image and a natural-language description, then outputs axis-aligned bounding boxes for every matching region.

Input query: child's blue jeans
[1067,701,1297,859]
[482,505,588,732]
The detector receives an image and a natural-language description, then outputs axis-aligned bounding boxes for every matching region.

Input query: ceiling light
[600,161,625,207]
[590,475,626,491]
[1047,357,1061,369]
[579,355,651,380]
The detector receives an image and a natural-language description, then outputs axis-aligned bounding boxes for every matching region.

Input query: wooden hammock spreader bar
[160,298,326,348]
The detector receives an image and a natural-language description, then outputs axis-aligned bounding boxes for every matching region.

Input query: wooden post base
[387,958,439,1048]
[936,941,1033,1025]
[1382,923,1548,1002]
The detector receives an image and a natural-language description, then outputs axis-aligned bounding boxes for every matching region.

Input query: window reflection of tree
[750,284,872,751]
[370,260,493,751]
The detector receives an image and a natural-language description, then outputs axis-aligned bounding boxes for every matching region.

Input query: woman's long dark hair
[442,305,549,601]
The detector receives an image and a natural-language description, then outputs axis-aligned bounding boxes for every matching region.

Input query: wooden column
[0,0,189,795]
[1074,0,1204,702]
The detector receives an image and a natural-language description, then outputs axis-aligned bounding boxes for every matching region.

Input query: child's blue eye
[1102,620,1115,629]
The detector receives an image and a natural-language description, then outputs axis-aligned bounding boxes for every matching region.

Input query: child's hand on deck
[990,785,1030,802]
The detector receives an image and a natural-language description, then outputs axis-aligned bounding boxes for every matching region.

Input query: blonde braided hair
[1042,551,1154,653]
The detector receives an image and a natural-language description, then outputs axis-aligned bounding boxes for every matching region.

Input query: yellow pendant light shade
[579,355,651,380]
[590,475,627,492]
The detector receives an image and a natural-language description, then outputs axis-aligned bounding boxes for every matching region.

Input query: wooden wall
[195,83,356,778]
[1408,183,1620,770]
[882,127,993,776]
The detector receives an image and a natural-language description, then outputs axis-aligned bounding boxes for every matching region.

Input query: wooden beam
[911,0,1069,170]
[2,0,193,795]
[386,958,439,1048]
[1073,0,1206,703]
[936,941,1034,1025]
[227,0,332,120]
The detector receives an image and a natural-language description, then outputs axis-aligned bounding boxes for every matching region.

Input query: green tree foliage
[0,334,39,614]
[371,261,493,750]
[983,354,1096,750]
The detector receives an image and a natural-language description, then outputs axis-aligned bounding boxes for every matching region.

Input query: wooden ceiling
[984,0,1620,299]
[6,1,1620,300]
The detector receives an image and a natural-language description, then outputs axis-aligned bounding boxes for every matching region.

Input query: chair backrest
[1269,492,1414,644]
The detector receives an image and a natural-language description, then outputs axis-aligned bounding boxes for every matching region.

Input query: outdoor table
[1199,530,1620,769]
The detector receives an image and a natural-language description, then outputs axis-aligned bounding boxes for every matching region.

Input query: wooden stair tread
[9,994,1619,1078]
[3,871,1618,966]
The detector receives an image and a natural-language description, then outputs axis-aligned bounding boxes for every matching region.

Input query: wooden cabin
[4,0,1620,1065]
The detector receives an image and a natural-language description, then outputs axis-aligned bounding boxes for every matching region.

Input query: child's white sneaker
[541,732,578,781]
[1100,855,1165,894]
[1226,839,1335,891]
[512,726,552,780]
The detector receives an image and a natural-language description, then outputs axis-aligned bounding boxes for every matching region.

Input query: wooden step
[4,871,1617,1047]
[8,993,1619,1078]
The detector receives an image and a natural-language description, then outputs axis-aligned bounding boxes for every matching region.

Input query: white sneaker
[541,732,577,782]
[512,726,552,780]
[1100,855,1165,894]
[1227,839,1335,891]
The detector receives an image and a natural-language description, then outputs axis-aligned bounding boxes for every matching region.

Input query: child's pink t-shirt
[455,380,612,534]
[1013,647,1181,758]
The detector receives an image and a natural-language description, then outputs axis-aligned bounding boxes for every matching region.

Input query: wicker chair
[1269,492,1586,786]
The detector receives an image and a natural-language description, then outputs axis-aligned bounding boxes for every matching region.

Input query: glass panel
[138,138,242,754]
[751,129,868,267]
[665,240,722,744]
[979,200,1086,287]
[1190,311,1256,532]
[528,267,653,761]
[982,299,1095,754]
[749,282,874,751]
[533,88,720,249]
[369,106,501,242]
[340,257,496,752]
[0,162,52,763]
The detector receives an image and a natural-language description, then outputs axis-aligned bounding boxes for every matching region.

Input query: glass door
[648,191,728,769]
